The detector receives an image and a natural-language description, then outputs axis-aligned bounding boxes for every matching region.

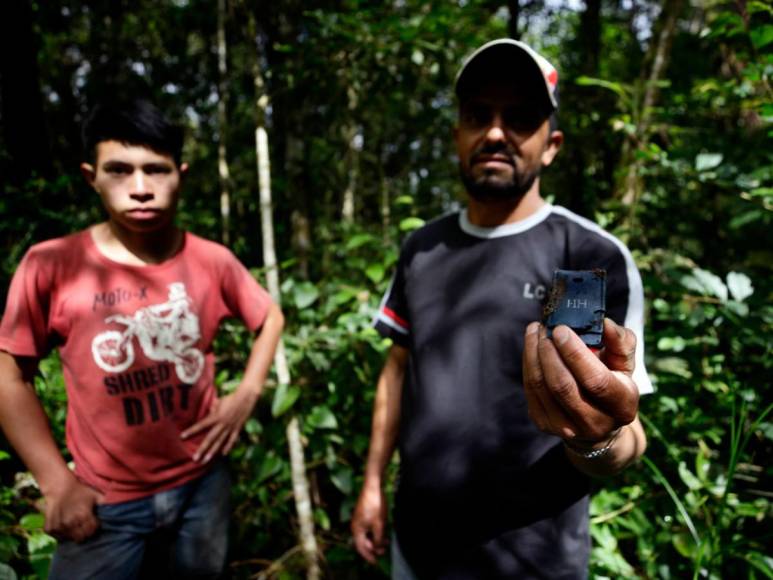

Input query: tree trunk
[0,0,52,184]
[341,82,359,223]
[619,0,683,217]
[247,9,320,580]
[217,0,232,245]
[508,0,520,40]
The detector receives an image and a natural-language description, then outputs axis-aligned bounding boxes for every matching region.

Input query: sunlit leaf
[695,153,723,171]
[399,217,425,231]
[19,513,45,531]
[307,405,338,430]
[750,24,773,49]
[331,466,353,495]
[365,263,385,283]
[726,272,753,302]
[681,268,728,302]
[293,282,320,309]
[271,383,300,417]
[653,357,692,378]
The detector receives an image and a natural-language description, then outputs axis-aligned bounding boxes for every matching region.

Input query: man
[351,39,651,579]
[0,99,284,578]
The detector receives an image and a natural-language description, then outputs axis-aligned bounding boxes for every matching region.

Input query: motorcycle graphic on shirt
[91,283,205,384]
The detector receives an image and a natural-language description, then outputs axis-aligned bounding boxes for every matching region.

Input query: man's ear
[80,163,97,188]
[179,162,189,177]
[541,130,563,167]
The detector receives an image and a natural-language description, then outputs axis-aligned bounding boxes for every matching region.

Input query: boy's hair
[82,99,184,165]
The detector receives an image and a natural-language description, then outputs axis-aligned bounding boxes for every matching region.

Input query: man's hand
[43,474,103,543]
[522,318,639,443]
[181,388,259,463]
[351,483,389,564]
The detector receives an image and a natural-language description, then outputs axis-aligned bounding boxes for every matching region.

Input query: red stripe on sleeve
[382,306,409,329]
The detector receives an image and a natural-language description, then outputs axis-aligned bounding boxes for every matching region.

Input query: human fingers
[193,422,227,462]
[533,326,582,438]
[71,512,100,543]
[222,428,241,456]
[522,323,552,432]
[181,413,218,440]
[525,325,576,437]
[600,318,637,375]
[550,325,638,429]
[352,514,378,564]
[537,326,612,439]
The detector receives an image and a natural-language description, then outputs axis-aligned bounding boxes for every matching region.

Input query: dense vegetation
[0,0,771,578]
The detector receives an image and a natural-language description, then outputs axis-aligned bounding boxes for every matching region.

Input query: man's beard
[460,143,540,202]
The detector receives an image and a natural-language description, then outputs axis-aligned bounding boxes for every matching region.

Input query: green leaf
[293,282,320,309]
[395,195,414,205]
[314,507,331,531]
[27,531,55,555]
[256,452,283,483]
[726,272,753,302]
[331,466,353,495]
[0,536,20,563]
[678,462,702,491]
[345,234,375,250]
[307,405,338,430]
[672,532,696,558]
[576,76,631,105]
[19,513,45,531]
[0,562,17,580]
[750,25,773,49]
[681,268,728,302]
[695,152,723,171]
[0,451,9,461]
[365,263,385,284]
[654,357,693,378]
[399,217,425,231]
[271,383,300,417]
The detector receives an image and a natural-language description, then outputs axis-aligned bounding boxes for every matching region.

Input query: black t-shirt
[374,205,651,579]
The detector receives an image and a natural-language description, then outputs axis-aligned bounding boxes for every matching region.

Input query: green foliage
[0,0,771,578]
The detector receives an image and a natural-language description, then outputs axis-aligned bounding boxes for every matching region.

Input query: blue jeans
[49,461,230,580]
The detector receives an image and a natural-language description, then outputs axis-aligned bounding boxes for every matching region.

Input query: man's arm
[522,318,647,477]
[0,352,102,542]
[182,302,284,463]
[352,344,409,564]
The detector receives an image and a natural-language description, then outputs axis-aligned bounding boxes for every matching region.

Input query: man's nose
[484,115,506,143]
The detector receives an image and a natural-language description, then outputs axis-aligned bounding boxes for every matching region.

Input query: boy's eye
[104,165,131,175]
[144,164,173,175]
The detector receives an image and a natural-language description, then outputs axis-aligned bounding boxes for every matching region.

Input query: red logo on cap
[547,69,558,88]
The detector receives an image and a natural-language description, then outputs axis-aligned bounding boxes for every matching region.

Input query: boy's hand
[182,387,259,463]
[43,474,103,543]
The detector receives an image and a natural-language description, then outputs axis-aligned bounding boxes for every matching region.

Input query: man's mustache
[470,142,516,165]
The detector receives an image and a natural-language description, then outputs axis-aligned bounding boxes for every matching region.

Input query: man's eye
[105,166,130,175]
[463,107,490,126]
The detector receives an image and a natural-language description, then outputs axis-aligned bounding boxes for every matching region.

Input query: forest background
[0,0,771,578]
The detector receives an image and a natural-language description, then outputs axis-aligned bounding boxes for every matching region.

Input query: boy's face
[81,141,188,234]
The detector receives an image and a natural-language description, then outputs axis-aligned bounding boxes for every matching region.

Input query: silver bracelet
[564,427,622,460]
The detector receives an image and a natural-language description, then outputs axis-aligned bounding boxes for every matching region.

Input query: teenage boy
[0,99,284,579]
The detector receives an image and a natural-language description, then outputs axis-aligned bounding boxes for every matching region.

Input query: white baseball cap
[455,38,559,111]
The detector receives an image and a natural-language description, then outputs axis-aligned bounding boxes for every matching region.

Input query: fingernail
[526,322,540,335]
[553,326,570,345]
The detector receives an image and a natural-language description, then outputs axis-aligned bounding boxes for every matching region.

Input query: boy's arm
[351,344,409,564]
[182,302,284,462]
[0,352,102,542]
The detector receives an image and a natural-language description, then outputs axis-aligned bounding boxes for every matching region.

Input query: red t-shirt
[0,230,273,503]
